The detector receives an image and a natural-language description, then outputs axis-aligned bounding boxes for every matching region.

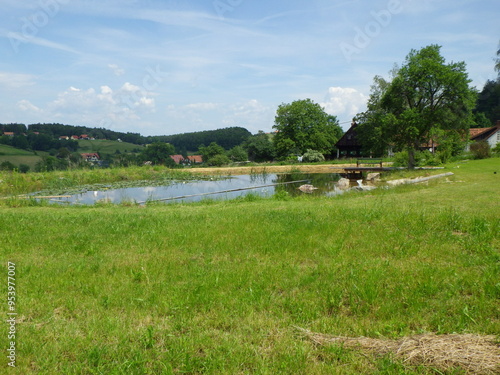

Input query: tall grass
[0,166,203,197]
[0,159,498,374]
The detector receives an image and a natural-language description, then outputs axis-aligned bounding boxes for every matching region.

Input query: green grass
[0,158,499,374]
[0,144,48,170]
[78,139,144,154]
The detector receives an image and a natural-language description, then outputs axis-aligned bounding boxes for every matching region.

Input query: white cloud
[184,102,219,110]
[320,87,368,124]
[108,63,125,76]
[138,97,155,108]
[17,99,41,112]
[0,72,35,88]
[121,82,141,92]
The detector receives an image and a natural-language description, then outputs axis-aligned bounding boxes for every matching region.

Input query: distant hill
[27,123,144,145]
[2,123,253,153]
[77,139,144,154]
[147,127,252,151]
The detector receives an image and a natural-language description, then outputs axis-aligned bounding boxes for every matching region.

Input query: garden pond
[34,172,363,205]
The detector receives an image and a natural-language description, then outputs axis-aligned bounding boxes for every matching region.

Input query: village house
[3,132,15,137]
[467,121,500,151]
[187,155,203,164]
[59,136,70,140]
[80,134,90,140]
[80,153,100,162]
[170,155,185,164]
[335,121,363,157]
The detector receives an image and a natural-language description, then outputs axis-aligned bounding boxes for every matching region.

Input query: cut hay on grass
[297,328,500,374]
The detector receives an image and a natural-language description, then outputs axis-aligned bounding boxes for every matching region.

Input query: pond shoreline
[188,163,357,175]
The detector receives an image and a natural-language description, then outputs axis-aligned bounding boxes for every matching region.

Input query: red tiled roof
[470,125,500,141]
[170,155,184,164]
[81,153,99,159]
[187,155,203,163]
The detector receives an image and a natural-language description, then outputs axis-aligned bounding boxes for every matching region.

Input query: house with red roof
[170,155,185,164]
[187,155,203,164]
[81,153,100,162]
[467,121,500,151]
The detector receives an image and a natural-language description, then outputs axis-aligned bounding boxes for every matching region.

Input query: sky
[1,0,499,136]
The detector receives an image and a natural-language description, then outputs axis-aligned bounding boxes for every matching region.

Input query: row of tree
[146,127,252,151]
[0,133,79,152]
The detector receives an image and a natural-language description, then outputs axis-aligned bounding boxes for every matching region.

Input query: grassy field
[0,144,47,170]
[78,139,144,154]
[0,159,499,374]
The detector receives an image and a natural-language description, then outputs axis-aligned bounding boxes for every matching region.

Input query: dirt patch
[298,328,500,374]
[188,164,355,175]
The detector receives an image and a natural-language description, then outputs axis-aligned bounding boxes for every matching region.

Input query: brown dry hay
[188,164,355,175]
[297,328,500,374]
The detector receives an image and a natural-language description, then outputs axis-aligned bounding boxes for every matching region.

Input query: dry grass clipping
[297,328,500,374]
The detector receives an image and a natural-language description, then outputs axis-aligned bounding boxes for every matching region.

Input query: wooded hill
[0,123,252,151]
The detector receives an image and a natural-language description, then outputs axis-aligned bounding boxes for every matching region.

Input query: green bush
[0,161,16,171]
[302,149,325,163]
[207,154,231,166]
[492,143,500,155]
[392,150,443,167]
[18,164,30,173]
[469,141,491,159]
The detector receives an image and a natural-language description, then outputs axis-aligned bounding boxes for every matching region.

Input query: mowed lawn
[1,159,499,374]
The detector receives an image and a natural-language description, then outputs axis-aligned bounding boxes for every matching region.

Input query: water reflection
[45,173,345,205]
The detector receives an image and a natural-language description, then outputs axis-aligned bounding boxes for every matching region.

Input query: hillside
[0,140,142,170]
[77,139,144,154]
[0,144,48,169]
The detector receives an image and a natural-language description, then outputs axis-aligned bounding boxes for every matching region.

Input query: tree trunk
[408,148,416,169]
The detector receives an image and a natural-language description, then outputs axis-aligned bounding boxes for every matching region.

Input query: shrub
[469,141,491,159]
[207,154,231,167]
[0,161,16,171]
[302,149,325,163]
[392,150,442,167]
[492,143,500,155]
[18,164,30,173]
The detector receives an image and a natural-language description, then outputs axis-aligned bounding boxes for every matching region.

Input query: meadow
[0,144,47,170]
[77,139,144,154]
[0,158,499,374]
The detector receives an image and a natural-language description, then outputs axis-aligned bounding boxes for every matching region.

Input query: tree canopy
[139,142,175,165]
[243,131,275,162]
[272,99,343,158]
[151,127,252,151]
[358,45,476,168]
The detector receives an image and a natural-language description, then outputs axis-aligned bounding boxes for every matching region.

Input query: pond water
[43,173,354,205]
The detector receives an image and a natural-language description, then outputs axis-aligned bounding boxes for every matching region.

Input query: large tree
[474,78,500,126]
[140,142,175,165]
[243,131,275,162]
[356,75,393,156]
[375,45,476,168]
[272,99,342,158]
[496,41,500,74]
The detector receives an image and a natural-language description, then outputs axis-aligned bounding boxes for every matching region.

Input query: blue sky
[1,0,499,135]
